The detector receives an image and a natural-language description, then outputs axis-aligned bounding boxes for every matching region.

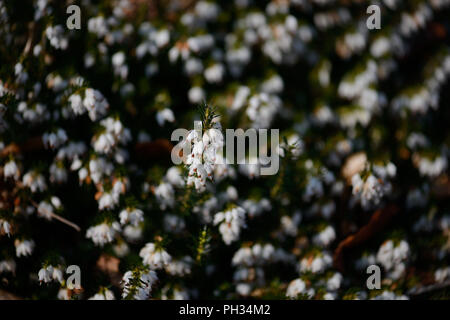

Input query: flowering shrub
[1,0,450,300]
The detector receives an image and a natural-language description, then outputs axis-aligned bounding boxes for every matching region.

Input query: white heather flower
[98,191,119,210]
[338,107,371,129]
[260,244,278,262]
[327,273,343,291]
[277,134,303,159]
[113,178,127,198]
[22,171,47,193]
[184,58,203,76]
[240,198,271,218]
[45,25,68,50]
[57,141,87,161]
[224,186,239,202]
[93,132,115,154]
[88,157,114,184]
[165,166,185,188]
[236,283,252,296]
[286,279,315,299]
[416,155,448,178]
[321,201,336,219]
[38,265,53,283]
[14,63,29,83]
[187,34,214,53]
[82,88,109,121]
[376,240,409,274]
[195,1,219,21]
[89,288,115,300]
[280,211,302,237]
[168,42,190,63]
[355,253,377,271]
[93,117,131,154]
[311,105,335,126]
[351,173,390,209]
[213,206,246,245]
[261,75,284,94]
[161,287,190,300]
[15,239,35,257]
[113,242,130,258]
[86,222,121,247]
[188,86,205,104]
[84,53,95,68]
[46,73,68,92]
[78,167,88,182]
[338,60,377,99]
[165,256,193,276]
[42,128,67,149]
[239,158,261,179]
[37,201,53,220]
[299,252,333,274]
[38,265,63,284]
[88,16,108,37]
[231,86,250,111]
[0,259,16,274]
[407,132,429,150]
[139,242,172,269]
[371,290,408,300]
[373,162,397,180]
[323,292,337,300]
[232,248,253,267]
[312,226,336,247]
[435,267,450,283]
[122,269,158,300]
[204,63,225,83]
[156,108,175,126]
[4,160,20,180]
[371,37,390,58]
[163,214,186,233]
[123,225,143,242]
[232,243,290,267]
[69,94,84,115]
[51,196,62,208]
[193,196,218,224]
[357,88,386,112]
[49,162,68,183]
[119,208,144,226]
[57,288,71,300]
[303,176,324,201]
[0,219,11,236]
[246,93,281,129]
[112,51,128,79]
[154,182,175,210]
[226,46,252,77]
[153,29,170,48]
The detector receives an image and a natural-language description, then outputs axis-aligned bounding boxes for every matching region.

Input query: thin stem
[30,199,81,232]
[408,280,450,296]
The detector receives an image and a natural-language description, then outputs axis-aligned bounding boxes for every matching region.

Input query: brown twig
[22,22,36,57]
[333,204,400,272]
[134,139,173,160]
[432,175,450,199]
[0,289,22,300]
[29,199,81,232]
[408,280,450,297]
[0,136,43,158]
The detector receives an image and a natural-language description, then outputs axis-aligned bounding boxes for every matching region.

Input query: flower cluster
[0,0,450,301]
[181,114,224,192]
